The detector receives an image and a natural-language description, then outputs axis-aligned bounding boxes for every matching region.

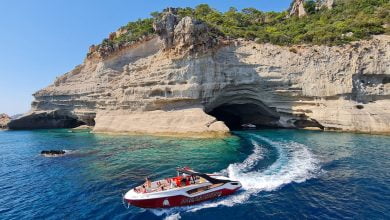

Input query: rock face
[9,9,390,136]
[8,110,84,129]
[153,8,179,50]
[154,9,220,55]
[290,0,334,17]
[0,114,11,129]
[317,0,334,10]
[289,0,307,17]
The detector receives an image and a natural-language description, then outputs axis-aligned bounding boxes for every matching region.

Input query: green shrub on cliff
[184,0,389,45]
[304,0,317,15]
[100,0,389,48]
[101,18,154,48]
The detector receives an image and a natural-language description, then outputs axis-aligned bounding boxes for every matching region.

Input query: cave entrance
[206,103,280,130]
[83,117,95,126]
[76,113,96,127]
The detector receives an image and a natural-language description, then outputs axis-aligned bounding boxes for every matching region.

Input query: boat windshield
[176,167,231,184]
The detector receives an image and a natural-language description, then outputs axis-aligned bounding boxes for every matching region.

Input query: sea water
[0,129,389,219]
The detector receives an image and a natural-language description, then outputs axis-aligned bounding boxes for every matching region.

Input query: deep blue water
[0,129,389,219]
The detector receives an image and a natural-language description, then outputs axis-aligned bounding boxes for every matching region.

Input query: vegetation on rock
[91,0,389,56]
[103,18,154,47]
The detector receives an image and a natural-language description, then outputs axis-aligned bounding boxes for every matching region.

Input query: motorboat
[241,123,256,129]
[123,167,242,208]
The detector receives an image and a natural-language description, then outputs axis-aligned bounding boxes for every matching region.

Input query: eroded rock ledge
[9,9,390,136]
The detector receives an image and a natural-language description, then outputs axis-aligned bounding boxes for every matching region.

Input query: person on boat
[170,179,176,188]
[190,175,196,184]
[175,177,182,187]
[181,177,188,186]
[145,177,151,189]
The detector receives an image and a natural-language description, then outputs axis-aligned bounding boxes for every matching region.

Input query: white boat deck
[135,176,206,194]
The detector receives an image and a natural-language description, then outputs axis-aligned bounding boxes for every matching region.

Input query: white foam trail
[230,139,264,173]
[151,208,182,220]
[228,134,320,192]
[164,213,181,220]
[152,134,321,219]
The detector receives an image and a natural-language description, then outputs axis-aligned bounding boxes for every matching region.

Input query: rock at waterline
[41,150,67,157]
[71,125,93,131]
[0,113,11,129]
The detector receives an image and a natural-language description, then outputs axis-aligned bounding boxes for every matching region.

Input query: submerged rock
[41,150,66,157]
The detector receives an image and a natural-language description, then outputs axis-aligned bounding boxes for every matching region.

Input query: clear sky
[0,0,291,115]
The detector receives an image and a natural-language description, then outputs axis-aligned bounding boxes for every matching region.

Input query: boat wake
[151,134,321,220]
[228,135,320,192]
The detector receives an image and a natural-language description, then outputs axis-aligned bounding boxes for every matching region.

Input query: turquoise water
[0,129,389,219]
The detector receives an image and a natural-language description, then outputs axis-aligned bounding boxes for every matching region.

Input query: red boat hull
[125,188,240,208]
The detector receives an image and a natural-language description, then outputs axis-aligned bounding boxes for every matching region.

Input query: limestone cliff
[9,10,390,136]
